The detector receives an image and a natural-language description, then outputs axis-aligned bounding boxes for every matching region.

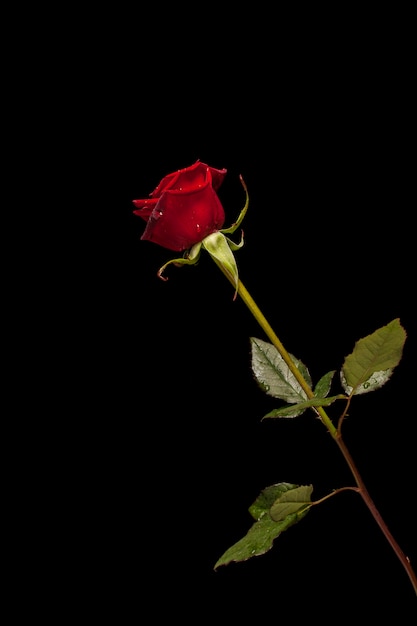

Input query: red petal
[141,183,225,251]
[150,161,227,197]
[132,198,158,221]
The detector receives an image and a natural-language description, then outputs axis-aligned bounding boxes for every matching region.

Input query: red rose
[132,160,227,251]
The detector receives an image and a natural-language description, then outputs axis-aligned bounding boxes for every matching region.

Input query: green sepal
[202,231,240,297]
[220,175,249,235]
[157,242,202,281]
[225,231,244,251]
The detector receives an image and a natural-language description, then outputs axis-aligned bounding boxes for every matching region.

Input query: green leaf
[261,370,341,419]
[340,368,395,396]
[249,483,298,520]
[250,337,311,403]
[263,404,307,419]
[269,485,313,522]
[214,483,312,569]
[262,394,346,418]
[341,318,406,396]
[314,370,336,398]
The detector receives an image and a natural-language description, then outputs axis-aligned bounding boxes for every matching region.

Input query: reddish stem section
[335,433,417,595]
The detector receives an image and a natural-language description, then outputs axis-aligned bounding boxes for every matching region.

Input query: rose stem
[214,259,417,596]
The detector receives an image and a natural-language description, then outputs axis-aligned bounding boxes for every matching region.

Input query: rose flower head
[132,160,227,252]
[133,161,249,295]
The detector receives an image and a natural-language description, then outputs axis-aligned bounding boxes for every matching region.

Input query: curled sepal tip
[157,242,202,281]
[220,175,249,236]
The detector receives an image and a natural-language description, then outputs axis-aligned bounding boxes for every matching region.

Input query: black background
[21,7,416,619]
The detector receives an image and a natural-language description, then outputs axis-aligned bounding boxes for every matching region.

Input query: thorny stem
[216,264,417,596]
